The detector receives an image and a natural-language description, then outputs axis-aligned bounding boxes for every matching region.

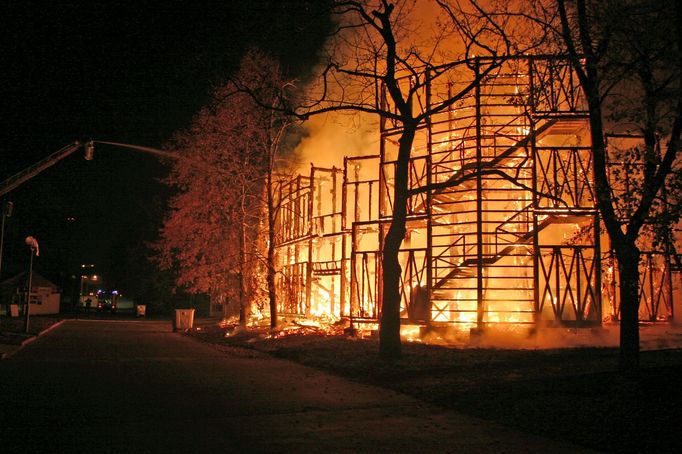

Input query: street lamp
[24,236,39,333]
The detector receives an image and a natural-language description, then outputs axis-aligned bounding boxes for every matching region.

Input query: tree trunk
[586,94,641,374]
[615,243,641,373]
[380,225,404,360]
[379,126,415,360]
[578,49,642,374]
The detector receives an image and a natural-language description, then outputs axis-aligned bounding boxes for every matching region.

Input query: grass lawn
[191,323,682,453]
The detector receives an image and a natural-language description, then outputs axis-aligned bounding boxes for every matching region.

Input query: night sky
[0,1,332,298]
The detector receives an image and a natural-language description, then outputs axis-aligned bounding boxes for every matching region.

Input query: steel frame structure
[271,56,679,331]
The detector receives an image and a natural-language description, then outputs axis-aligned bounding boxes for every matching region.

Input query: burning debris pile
[216,316,347,341]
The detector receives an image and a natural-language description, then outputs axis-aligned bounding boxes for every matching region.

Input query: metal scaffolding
[271,56,679,332]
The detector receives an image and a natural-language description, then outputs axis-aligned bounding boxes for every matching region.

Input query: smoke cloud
[294,111,379,171]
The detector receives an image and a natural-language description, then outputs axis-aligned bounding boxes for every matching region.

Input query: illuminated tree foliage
[156,50,292,325]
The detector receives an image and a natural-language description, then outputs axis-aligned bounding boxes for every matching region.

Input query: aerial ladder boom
[0,141,84,198]
[0,138,214,200]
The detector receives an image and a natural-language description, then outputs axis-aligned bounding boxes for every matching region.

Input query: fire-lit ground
[638,323,682,350]
[216,316,682,350]
[2,319,596,453]
[193,319,682,453]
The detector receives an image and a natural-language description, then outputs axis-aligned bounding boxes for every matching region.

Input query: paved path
[0,320,593,453]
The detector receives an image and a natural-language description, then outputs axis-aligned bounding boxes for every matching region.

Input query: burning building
[271,56,681,340]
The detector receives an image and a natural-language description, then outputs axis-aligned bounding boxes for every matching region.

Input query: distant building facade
[0,272,61,315]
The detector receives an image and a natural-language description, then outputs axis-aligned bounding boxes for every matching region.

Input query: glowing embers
[268,319,346,339]
[400,324,422,342]
[310,273,342,320]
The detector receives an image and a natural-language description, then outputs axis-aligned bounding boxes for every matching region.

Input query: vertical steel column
[594,212,603,323]
[306,166,314,316]
[425,68,434,323]
[379,81,388,219]
[341,158,349,318]
[377,87,388,317]
[475,58,485,329]
[293,178,302,314]
[350,223,360,320]
[663,184,675,320]
[576,247,583,321]
[528,58,542,325]
[531,130,541,319]
[331,167,338,316]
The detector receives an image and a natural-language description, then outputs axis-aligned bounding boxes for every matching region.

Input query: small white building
[0,272,61,315]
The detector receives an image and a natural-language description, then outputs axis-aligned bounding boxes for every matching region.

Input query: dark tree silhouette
[267,0,541,359]
[549,0,682,372]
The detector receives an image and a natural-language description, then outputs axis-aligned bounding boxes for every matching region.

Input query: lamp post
[24,236,39,333]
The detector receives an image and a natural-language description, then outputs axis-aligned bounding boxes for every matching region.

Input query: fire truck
[96,289,118,313]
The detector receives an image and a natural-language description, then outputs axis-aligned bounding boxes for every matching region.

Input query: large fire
[264,55,681,345]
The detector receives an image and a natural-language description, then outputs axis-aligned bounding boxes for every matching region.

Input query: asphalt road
[0,320,593,453]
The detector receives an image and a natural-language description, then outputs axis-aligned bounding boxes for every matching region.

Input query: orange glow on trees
[156,50,293,325]
[162,1,682,363]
